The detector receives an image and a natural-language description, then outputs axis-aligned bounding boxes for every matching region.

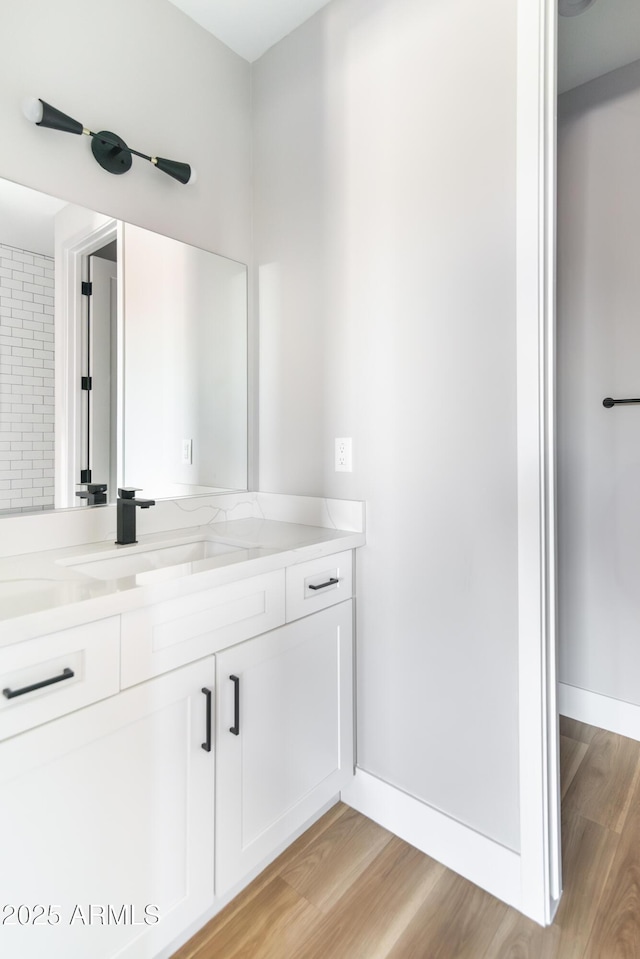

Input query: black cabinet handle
[308,577,339,591]
[3,667,74,700]
[201,687,212,752]
[230,675,240,736]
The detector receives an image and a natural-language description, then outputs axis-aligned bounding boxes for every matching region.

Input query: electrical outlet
[335,437,352,472]
[182,438,193,465]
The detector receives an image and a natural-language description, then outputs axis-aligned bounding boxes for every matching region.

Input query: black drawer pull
[230,675,240,736]
[201,687,212,752]
[308,577,339,591]
[3,667,74,700]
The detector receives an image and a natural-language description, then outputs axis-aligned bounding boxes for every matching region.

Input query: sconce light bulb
[22,96,44,124]
[187,166,197,186]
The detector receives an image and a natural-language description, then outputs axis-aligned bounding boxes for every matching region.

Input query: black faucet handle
[118,487,141,499]
[76,482,108,505]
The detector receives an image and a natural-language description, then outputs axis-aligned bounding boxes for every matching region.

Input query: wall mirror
[0,177,248,514]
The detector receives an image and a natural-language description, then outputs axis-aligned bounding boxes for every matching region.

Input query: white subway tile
[21,263,44,277]
[11,288,34,302]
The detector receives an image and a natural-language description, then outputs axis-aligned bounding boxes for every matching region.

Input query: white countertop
[0,518,365,647]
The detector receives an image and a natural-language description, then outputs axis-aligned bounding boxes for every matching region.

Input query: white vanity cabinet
[215,600,354,893]
[0,657,215,959]
[0,542,358,959]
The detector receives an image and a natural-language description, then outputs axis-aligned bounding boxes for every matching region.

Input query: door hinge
[81,376,92,391]
[80,469,92,484]
[81,281,93,296]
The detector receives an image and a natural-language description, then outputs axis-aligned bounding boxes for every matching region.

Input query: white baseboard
[559,682,640,742]
[341,769,522,912]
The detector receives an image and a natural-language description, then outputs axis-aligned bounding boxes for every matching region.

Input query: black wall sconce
[22,98,196,185]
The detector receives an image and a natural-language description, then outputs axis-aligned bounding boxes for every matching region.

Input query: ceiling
[559,0,640,93]
[166,0,640,91]
[167,0,332,62]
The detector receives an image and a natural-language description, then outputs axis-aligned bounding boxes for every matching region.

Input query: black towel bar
[603,397,640,408]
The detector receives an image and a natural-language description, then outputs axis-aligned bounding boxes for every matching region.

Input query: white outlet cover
[335,437,352,472]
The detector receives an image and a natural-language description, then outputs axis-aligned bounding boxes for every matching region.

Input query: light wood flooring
[173,717,640,959]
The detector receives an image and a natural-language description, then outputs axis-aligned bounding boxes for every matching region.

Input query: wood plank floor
[173,718,640,959]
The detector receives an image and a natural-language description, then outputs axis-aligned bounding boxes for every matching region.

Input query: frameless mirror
[0,177,248,514]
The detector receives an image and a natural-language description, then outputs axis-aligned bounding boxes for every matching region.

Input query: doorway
[78,245,118,504]
[54,214,119,509]
[556,0,640,740]
[553,0,640,944]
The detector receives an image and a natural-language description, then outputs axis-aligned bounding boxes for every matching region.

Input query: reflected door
[77,252,118,503]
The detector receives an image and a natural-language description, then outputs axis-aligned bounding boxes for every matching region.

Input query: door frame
[86,253,119,500]
[516,0,561,925]
[54,218,118,508]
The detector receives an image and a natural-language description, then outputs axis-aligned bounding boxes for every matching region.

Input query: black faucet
[76,483,108,506]
[116,487,156,545]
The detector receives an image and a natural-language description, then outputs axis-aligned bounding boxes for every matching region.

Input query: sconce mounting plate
[91,130,132,175]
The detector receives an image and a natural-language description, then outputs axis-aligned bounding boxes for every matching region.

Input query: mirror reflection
[0,178,248,515]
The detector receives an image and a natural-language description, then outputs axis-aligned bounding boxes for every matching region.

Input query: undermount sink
[64,539,241,582]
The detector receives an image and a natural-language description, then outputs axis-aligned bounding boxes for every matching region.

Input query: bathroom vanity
[0,496,364,959]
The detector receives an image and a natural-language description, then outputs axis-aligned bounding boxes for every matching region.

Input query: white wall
[0,0,252,265]
[253,0,520,850]
[0,180,66,257]
[558,60,640,704]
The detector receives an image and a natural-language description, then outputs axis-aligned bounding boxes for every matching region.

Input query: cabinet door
[215,601,353,894]
[0,658,215,959]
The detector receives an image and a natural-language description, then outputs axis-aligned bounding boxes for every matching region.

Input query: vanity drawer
[121,569,286,687]
[0,617,120,742]
[285,550,353,622]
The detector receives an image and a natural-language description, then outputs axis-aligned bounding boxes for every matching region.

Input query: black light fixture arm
[85,129,153,163]
[22,98,195,185]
